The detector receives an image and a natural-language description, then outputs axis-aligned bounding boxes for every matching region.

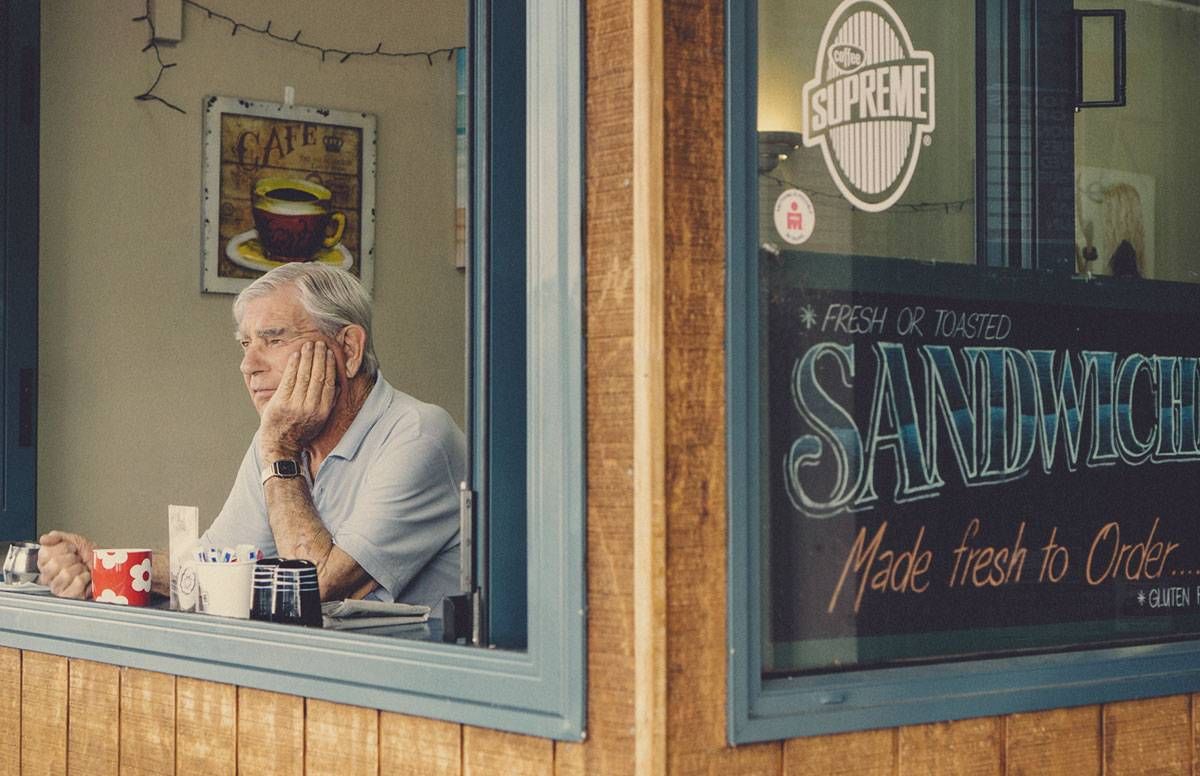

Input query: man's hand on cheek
[259,340,338,458]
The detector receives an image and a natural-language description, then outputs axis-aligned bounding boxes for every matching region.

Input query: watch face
[274,460,300,477]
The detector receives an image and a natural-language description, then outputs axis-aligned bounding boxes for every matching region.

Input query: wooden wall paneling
[1193,693,1200,775]
[658,0,781,772]
[119,668,176,776]
[304,699,377,776]
[0,648,20,767]
[897,717,1003,776]
[632,0,668,771]
[379,711,461,775]
[583,0,639,773]
[236,688,304,776]
[1005,706,1101,776]
[21,651,67,776]
[68,659,120,776]
[783,729,896,776]
[462,727,554,776]
[175,677,235,776]
[554,741,586,776]
[1103,695,1191,774]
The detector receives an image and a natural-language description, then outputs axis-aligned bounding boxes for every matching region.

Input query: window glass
[756,0,1200,679]
[1074,0,1200,283]
[758,0,975,263]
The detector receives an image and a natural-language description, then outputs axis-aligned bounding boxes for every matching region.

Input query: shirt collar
[325,371,391,462]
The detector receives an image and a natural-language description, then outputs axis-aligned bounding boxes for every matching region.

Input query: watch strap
[261,459,302,485]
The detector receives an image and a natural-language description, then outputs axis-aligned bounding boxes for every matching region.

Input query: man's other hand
[259,340,337,458]
[38,530,96,599]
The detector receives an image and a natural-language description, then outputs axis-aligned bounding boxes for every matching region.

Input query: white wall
[38,1,466,546]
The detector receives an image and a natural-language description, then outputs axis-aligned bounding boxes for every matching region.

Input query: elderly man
[39,263,465,609]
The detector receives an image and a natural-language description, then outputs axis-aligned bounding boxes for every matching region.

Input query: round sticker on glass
[774,189,816,245]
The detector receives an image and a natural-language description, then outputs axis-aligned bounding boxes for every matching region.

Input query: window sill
[0,588,581,739]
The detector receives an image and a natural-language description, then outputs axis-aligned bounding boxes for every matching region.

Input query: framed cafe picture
[201,95,377,294]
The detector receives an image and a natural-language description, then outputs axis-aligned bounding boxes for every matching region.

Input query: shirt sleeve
[199,440,276,555]
[331,425,462,602]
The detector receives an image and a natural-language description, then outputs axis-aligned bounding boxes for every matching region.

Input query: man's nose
[240,344,264,375]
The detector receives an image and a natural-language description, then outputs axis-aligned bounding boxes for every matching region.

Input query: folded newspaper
[321,599,431,630]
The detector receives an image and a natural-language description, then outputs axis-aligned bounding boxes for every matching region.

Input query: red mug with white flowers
[91,549,153,606]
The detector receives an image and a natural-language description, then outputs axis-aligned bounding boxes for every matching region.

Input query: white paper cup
[195,561,255,619]
[175,560,199,612]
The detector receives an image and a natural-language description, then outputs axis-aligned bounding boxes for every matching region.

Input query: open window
[0,0,583,739]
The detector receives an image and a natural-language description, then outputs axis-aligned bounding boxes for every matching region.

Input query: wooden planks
[305,699,378,776]
[554,740,587,776]
[898,717,1003,776]
[632,0,668,771]
[120,668,176,776]
[380,711,461,775]
[583,0,639,773]
[656,0,789,773]
[1193,694,1200,775]
[176,677,237,776]
[1104,695,1191,775]
[68,659,120,776]
[6,649,1200,776]
[237,687,304,776]
[1006,707,1101,776]
[462,727,554,776]
[21,651,67,776]
[784,729,895,776]
[0,648,20,767]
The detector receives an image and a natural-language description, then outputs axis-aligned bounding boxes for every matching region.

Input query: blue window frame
[475,0,530,649]
[0,0,584,740]
[0,0,39,542]
[729,0,1200,743]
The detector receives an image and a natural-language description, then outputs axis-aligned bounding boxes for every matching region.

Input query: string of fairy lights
[134,0,457,114]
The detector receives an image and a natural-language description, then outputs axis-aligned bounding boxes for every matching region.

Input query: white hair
[233,263,379,376]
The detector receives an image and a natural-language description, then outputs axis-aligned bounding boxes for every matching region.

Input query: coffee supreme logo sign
[801,0,935,213]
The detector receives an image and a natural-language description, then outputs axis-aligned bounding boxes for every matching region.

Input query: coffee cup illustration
[251,177,346,261]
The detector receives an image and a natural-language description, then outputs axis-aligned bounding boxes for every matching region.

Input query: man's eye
[238,340,250,350]
[269,338,285,347]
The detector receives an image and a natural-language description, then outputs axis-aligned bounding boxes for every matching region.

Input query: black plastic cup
[250,557,283,621]
[272,559,322,627]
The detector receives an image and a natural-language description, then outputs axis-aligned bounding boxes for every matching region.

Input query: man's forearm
[261,472,376,600]
[262,474,335,561]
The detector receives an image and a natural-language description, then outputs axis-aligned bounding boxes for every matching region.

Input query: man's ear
[339,325,368,379]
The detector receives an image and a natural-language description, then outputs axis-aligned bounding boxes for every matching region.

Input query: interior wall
[757,0,975,263]
[38,0,466,547]
[1074,0,1200,283]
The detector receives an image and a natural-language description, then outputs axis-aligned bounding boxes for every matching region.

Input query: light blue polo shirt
[201,373,466,611]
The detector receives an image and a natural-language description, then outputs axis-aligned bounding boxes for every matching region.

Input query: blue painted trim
[1,0,585,741]
[525,0,586,733]
[486,0,530,649]
[726,0,1200,744]
[0,0,38,542]
[469,0,487,599]
[726,0,760,747]
[736,639,1200,742]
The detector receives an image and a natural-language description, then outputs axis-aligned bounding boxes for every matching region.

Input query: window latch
[442,482,485,646]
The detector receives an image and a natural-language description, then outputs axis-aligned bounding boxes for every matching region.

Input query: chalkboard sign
[766,280,1200,675]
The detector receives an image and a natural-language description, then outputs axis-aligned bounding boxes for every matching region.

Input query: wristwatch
[261,459,302,486]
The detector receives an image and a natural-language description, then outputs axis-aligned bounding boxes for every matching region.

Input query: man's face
[237,285,345,414]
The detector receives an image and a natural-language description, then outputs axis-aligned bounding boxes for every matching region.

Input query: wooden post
[633,0,668,772]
